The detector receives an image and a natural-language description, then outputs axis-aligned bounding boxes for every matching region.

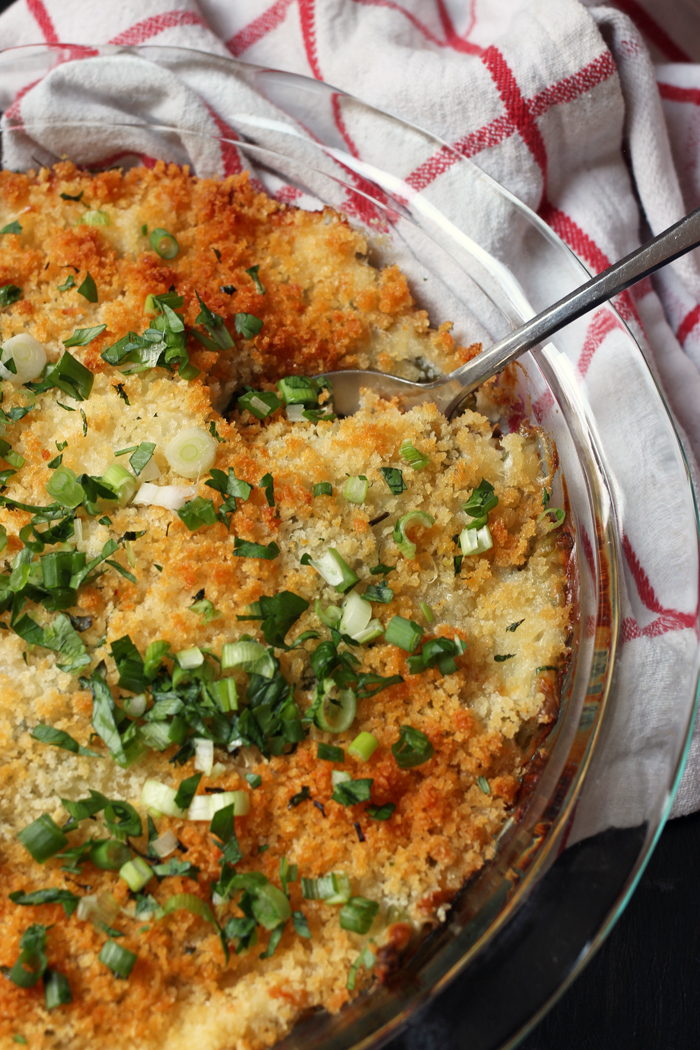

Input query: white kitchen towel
[0,0,699,818]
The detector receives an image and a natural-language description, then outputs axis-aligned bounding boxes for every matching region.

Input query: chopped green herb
[99,939,137,978]
[506,619,525,632]
[77,272,98,303]
[331,777,373,806]
[31,723,102,758]
[189,596,222,624]
[494,654,515,662]
[313,482,333,498]
[60,191,83,202]
[339,896,378,934]
[477,776,491,794]
[80,408,87,436]
[245,773,262,790]
[259,472,275,507]
[1,221,21,234]
[62,325,106,348]
[237,388,282,420]
[292,910,311,939]
[399,440,429,471]
[536,665,557,673]
[363,582,393,604]
[245,265,266,295]
[237,590,309,649]
[9,888,80,917]
[391,725,434,769]
[220,284,235,295]
[288,785,311,809]
[0,284,22,308]
[365,802,395,821]
[115,384,130,404]
[232,537,280,559]
[192,291,234,351]
[129,441,155,476]
[317,742,345,762]
[234,312,263,340]
[380,466,406,495]
[209,420,225,443]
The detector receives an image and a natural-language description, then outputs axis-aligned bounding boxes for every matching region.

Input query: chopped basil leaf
[178,496,218,531]
[237,590,308,649]
[31,723,102,758]
[317,742,345,762]
[77,272,98,303]
[1,220,21,234]
[81,663,127,764]
[173,773,202,811]
[129,441,155,476]
[61,191,83,202]
[292,910,311,939]
[232,537,280,559]
[9,888,80,917]
[494,654,515,662]
[365,802,395,821]
[506,619,525,632]
[536,665,557,673]
[115,383,130,404]
[369,562,395,576]
[391,725,434,769]
[234,312,263,340]
[331,778,373,806]
[0,284,22,308]
[62,325,106,348]
[245,265,266,295]
[213,248,221,262]
[380,466,406,495]
[209,420,225,443]
[259,472,275,507]
[406,636,466,676]
[288,785,312,808]
[245,772,262,789]
[47,454,63,469]
[363,583,393,604]
[57,275,75,291]
[193,291,234,351]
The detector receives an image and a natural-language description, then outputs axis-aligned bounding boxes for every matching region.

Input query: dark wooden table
[390,809,700,1050]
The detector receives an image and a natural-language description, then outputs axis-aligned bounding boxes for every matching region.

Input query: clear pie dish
[0,42,697,1050]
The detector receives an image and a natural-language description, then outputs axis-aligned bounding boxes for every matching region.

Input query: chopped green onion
[101,463,138,506]
[384,616,423,653]
[176,646,204,670]
[459,524,493,556]
[44,969,72,1010]
[537,507,566,531]
[331,770,351,787]
[348,732,379,762]
[77,272,98,303]
[301,872,351,904]
[315,685,357,734]
[128,441,155,476]
[89,839,131,870]
[9,888,80,916]
[399,439,430,471]
[31,724,102,758]
[331,777,373,806]
[45,466,85,509]
[17,814,68,862]
[122,693,147,719]
[304,548,359,593]
[347,944,375,991]
[99,940,137,978]
[344,475,369,504]
[317,742,345,762]
[352,620,384,644]
[277,376,319,406]
[193,738,214,775]
[245,264,266,294]
[141,779,187,819]
[380,466,406,495]
[315,598,342,628]
[237,389,282,420]
[212,676,238,712]
[233,537,280,559]
[477,776,491,794]
[119,857,153,892]
[78,210,110,227]
[420,601,434,623]
[1,334,46,383]
[392,510,435,559]
[149,227,179,259]
[537,665,558,673]
[391,724,434,769]
[313,482,333,497]
[339,591,372,640]
[339,896,378,934]
[178,496,218,531]
[246,773,262,790]
[221,639,275,677]
[494,653,515,663]
[164,427,217,479]
[363,582,393,604]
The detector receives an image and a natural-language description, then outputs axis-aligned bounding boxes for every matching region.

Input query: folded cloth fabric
[0,0,699,815]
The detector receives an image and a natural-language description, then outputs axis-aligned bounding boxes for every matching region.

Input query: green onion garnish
[463,478,498,520]
[149,228,179,259]
[301,872,351,904]
[399,439,429,471]
[44,969,72,1010]
[344,475,369,504]
[318,742,345,762]
[477,776,491,794]
[233,537,280,559]
[77,210,110,227]
[348,732,379,762]
[420,601,434,623]
[220,639,275,677]
[364,582,393,604]
[391,724,434,768]
[293,911,311,939]
[339,896,378,934]
[235,312,263,339]
[537,507,566,531]
[277,375,319,406]
[128,441,155,476]
[77,272,98,303]
[62,324,106,348]
[384,615,423,653]
[99,940,137,978]
[494,653,515,662]
[393,510,435,559]
[90,839,131,870]
[459,523,493,556]
[380,466,406,495]
[0,283,22,307]
[304,548,359,592]
[17,814,69,863]
[237,389,282,420]
[315,599,342,629]
[101,463,138,506]
[315,685,357,734]
[339,591,372,640]
[119,856,153,892]
[313,482,332,497]
[347,944,375,991]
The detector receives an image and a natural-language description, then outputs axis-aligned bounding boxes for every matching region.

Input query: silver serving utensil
[321,205,700,419]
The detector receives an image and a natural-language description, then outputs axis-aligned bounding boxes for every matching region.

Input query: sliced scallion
[237,389,282,420]
[78,210,110,227]
[348,732,379,762]
[339,896,379,934]
[141,779,187,819]
[301,871,351,904]
[420,601,434,623]
[344,475,369,505]
[17,813,68,863]
[313,482,333,498]
[459,524,493,556]
[220,639,275,678]
[384,615,423,653]
[149,228,179,259]
[537,507,566,531]
[45,466,85,509]
[392,510,435,560]
[339,591,372,640]
[212,676,238,712]
[119,856,153,892]
[314,598,342,629]
[99,940,137,978]
[315,684,357,734]
[304,548,359,593]
[1,334,46,383]
[101,463,138,506]
[164,427,217,480]
[44,969,72,1010]
[399,439,429,471]
[89,839,131,870]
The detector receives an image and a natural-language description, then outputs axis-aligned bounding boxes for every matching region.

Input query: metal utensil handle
[445,204,700,411]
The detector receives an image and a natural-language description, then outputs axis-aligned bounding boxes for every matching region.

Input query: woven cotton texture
[0,0,699,816]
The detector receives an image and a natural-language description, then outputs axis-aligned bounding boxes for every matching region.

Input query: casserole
[0,43,697,1050]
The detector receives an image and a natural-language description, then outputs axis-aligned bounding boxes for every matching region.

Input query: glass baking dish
[0,42,697,1050]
